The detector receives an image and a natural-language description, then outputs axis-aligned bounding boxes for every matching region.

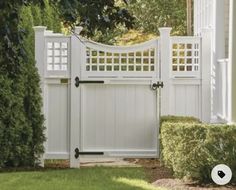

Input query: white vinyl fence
[34,26,212,168]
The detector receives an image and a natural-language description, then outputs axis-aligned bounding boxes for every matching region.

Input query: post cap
[33,26,47,32]
[75,26,83,34]
[159,27,172,34]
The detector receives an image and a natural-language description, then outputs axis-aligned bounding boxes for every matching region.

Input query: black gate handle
[75,76,104,87]
[152,81,164,90]
[74,148,104,159]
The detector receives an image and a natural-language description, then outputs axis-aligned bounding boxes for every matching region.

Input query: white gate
[34,26,211,168]
[70,30,161,167]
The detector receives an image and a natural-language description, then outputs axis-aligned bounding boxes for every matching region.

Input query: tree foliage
[0,0,43,167]
[125,0,187,35]
[0,0,62,167]
[55,0,134,36]
[91,0,188,44]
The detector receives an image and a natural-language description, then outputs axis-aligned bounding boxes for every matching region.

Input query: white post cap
[75,26,83,34]
[159,27,172,34]
[33,26,47,32]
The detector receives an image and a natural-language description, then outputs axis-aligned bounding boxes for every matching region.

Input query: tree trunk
[187,0,192,36]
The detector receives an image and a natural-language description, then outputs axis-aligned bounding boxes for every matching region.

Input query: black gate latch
[74,148,104,159]
[151,81,164,90]
[75,76,104,87]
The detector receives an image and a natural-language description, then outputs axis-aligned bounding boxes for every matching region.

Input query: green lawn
[0,167,167,190]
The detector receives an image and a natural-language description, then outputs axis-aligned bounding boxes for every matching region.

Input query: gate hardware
[74,148,104,159]
[75,76,104,87]
[151,81,164,90]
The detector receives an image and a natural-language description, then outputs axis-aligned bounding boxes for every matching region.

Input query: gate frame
[70,27,84,167]
[69,27,160,168]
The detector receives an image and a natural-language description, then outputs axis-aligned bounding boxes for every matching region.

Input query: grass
[0,167,167,190]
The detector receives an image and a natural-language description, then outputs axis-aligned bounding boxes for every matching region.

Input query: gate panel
[80,84,158,157]
[76,38,160,158]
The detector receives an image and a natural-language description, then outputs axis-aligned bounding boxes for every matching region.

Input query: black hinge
[75,76,104,87]
[151,81,164,90]
[74,148,104,159]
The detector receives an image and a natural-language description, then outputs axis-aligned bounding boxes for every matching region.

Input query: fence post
[228,0,236,123]
[159,27,172,116]
[70,26,83,168]
[33,26,47,166]
[33,26,46,81]
[201,28,212,123]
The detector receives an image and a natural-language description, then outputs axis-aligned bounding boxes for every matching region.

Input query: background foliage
[92,0,188,44]
[127,0,187,36]
[55,0,134,37]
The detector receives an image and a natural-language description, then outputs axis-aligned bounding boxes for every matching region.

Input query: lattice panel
[85,48,156,72]
[47,42,68,71]
[172,40,200,73]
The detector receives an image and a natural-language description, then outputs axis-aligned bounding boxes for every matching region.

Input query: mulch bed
[124,158,173,182]
[125,158,236,190]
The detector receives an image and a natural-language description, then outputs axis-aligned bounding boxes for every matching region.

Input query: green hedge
[161,116,236,183]
[161,115,201,125]
[0,0,60,168]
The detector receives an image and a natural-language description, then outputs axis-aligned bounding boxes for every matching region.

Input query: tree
[54,0,134,37]
[0,0,47,167]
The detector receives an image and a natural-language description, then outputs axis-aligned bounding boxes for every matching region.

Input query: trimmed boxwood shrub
[161,116,236,183]
[161,115,201,125]
[159,116,201,161]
